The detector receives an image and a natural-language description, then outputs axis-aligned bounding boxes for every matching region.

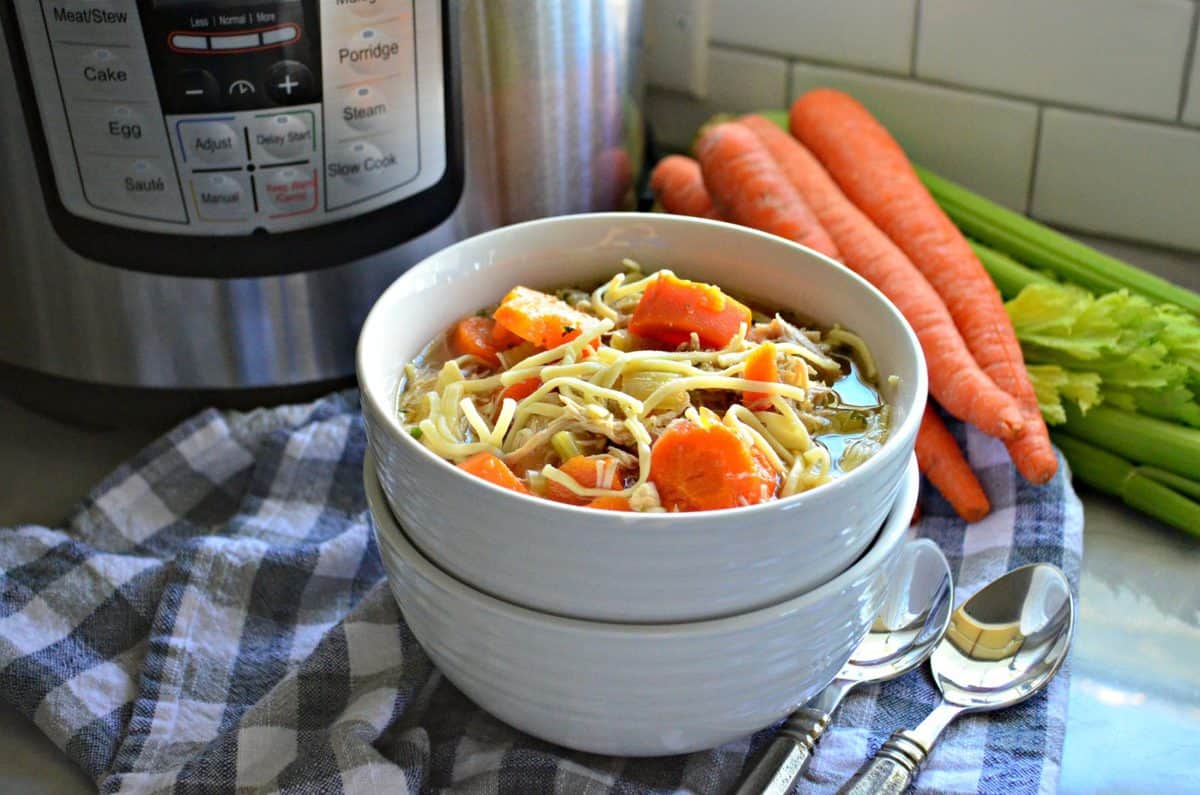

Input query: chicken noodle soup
[397,264,891,512]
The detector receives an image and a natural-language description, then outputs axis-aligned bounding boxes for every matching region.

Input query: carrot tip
[961,506,991,523]
[993,413,1025,442]
[1013,457,1059,485]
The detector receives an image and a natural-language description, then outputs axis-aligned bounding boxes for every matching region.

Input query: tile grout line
[1023,106,1044,216]
[1178,3,1200,121]
[710,40,909,78]
[909,0,923,77]
[712,44,1200,133]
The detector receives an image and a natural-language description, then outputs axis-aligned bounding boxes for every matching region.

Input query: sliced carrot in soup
[457,452,530,494]
[545,454,626,505]
[492,376,542,421]
[649,419,778,511]
[449,316,509,368]
[587,495,634,512]
[493,286,600,350]
[490,320,524,348]
[499,376,542,403]
[628,272,752,349]
[743,341,780,410]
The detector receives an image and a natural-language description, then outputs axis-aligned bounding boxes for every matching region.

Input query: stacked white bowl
[357,214,927,756]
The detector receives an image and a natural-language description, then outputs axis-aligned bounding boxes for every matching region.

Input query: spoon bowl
[843,540,955,681]
[933,563,1074,711]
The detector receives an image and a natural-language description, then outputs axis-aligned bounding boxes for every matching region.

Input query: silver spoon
[735,539,953,795]
[837,562,1075,795]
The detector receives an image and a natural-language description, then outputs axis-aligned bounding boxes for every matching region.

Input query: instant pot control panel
[11,0,449,238]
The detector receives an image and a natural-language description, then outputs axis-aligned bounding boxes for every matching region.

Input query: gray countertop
[1,234,1198,794]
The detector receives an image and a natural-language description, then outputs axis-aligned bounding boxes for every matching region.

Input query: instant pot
[0,0,644,423]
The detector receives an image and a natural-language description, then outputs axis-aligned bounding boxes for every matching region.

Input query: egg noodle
[398,263,889,511]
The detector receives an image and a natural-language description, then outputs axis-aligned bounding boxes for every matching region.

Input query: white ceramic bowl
[358,213,926,622]
[368,450,921,756]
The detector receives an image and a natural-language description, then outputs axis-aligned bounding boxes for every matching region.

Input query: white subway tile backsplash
[644,0,711,98]
[709,0,916,74]
[790,63,1038,211]
[646,89,717,153]
[647,47,788,151]
[706,47,788,111]
[1031,109,1200,252]
[917,0,1194,121]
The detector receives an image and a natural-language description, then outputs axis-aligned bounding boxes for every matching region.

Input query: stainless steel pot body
[0,0,643,389]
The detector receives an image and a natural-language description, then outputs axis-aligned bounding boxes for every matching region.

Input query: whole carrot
[650,155,720,218]
[694,123,840,260]
[738,114,1023,441]
[915,404,991,522]
[789,89,1056,483]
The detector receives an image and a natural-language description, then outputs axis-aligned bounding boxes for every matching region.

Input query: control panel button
[78,47,131,94]
[57,41,160,102]
[262,167,318,216]
[120,159,172,206]
[77,104,151,155]
[170,69,220,112]
[261,26,300,46]
[340,84,389,133]
[45,1,138,45]
[77,155,186,221]
[190,173,252,221]
[251,112,314,160]
[175,119,242,165]
[226,78,259,109]
[266,60,316,105]
[329,140,384,185]
[324,134,417,208]
[169,33,208,51]
[339,27,404,76]
[210,33,261,51]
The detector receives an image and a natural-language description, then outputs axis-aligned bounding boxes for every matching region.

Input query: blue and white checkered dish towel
[0,392,1082,794]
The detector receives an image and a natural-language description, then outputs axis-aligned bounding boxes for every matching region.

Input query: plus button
[266,60,314,104]
[276,74,299,95]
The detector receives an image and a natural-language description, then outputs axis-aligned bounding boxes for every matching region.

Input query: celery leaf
[1007,284,1200,426]
[1026,365,1102,425]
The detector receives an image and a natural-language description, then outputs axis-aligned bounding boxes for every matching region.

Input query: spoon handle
[732,707,831,795]
[835,731,928,795]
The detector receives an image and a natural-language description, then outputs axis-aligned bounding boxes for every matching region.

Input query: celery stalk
[551,431,582,462]
[925,192,1140,302]
[1138,467,1200,501]
[1052,432,1200,536]
[916,165,1200,314]
[933,193,1133,296]
[1061,404,1200,481]
[970,240,1054,299]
